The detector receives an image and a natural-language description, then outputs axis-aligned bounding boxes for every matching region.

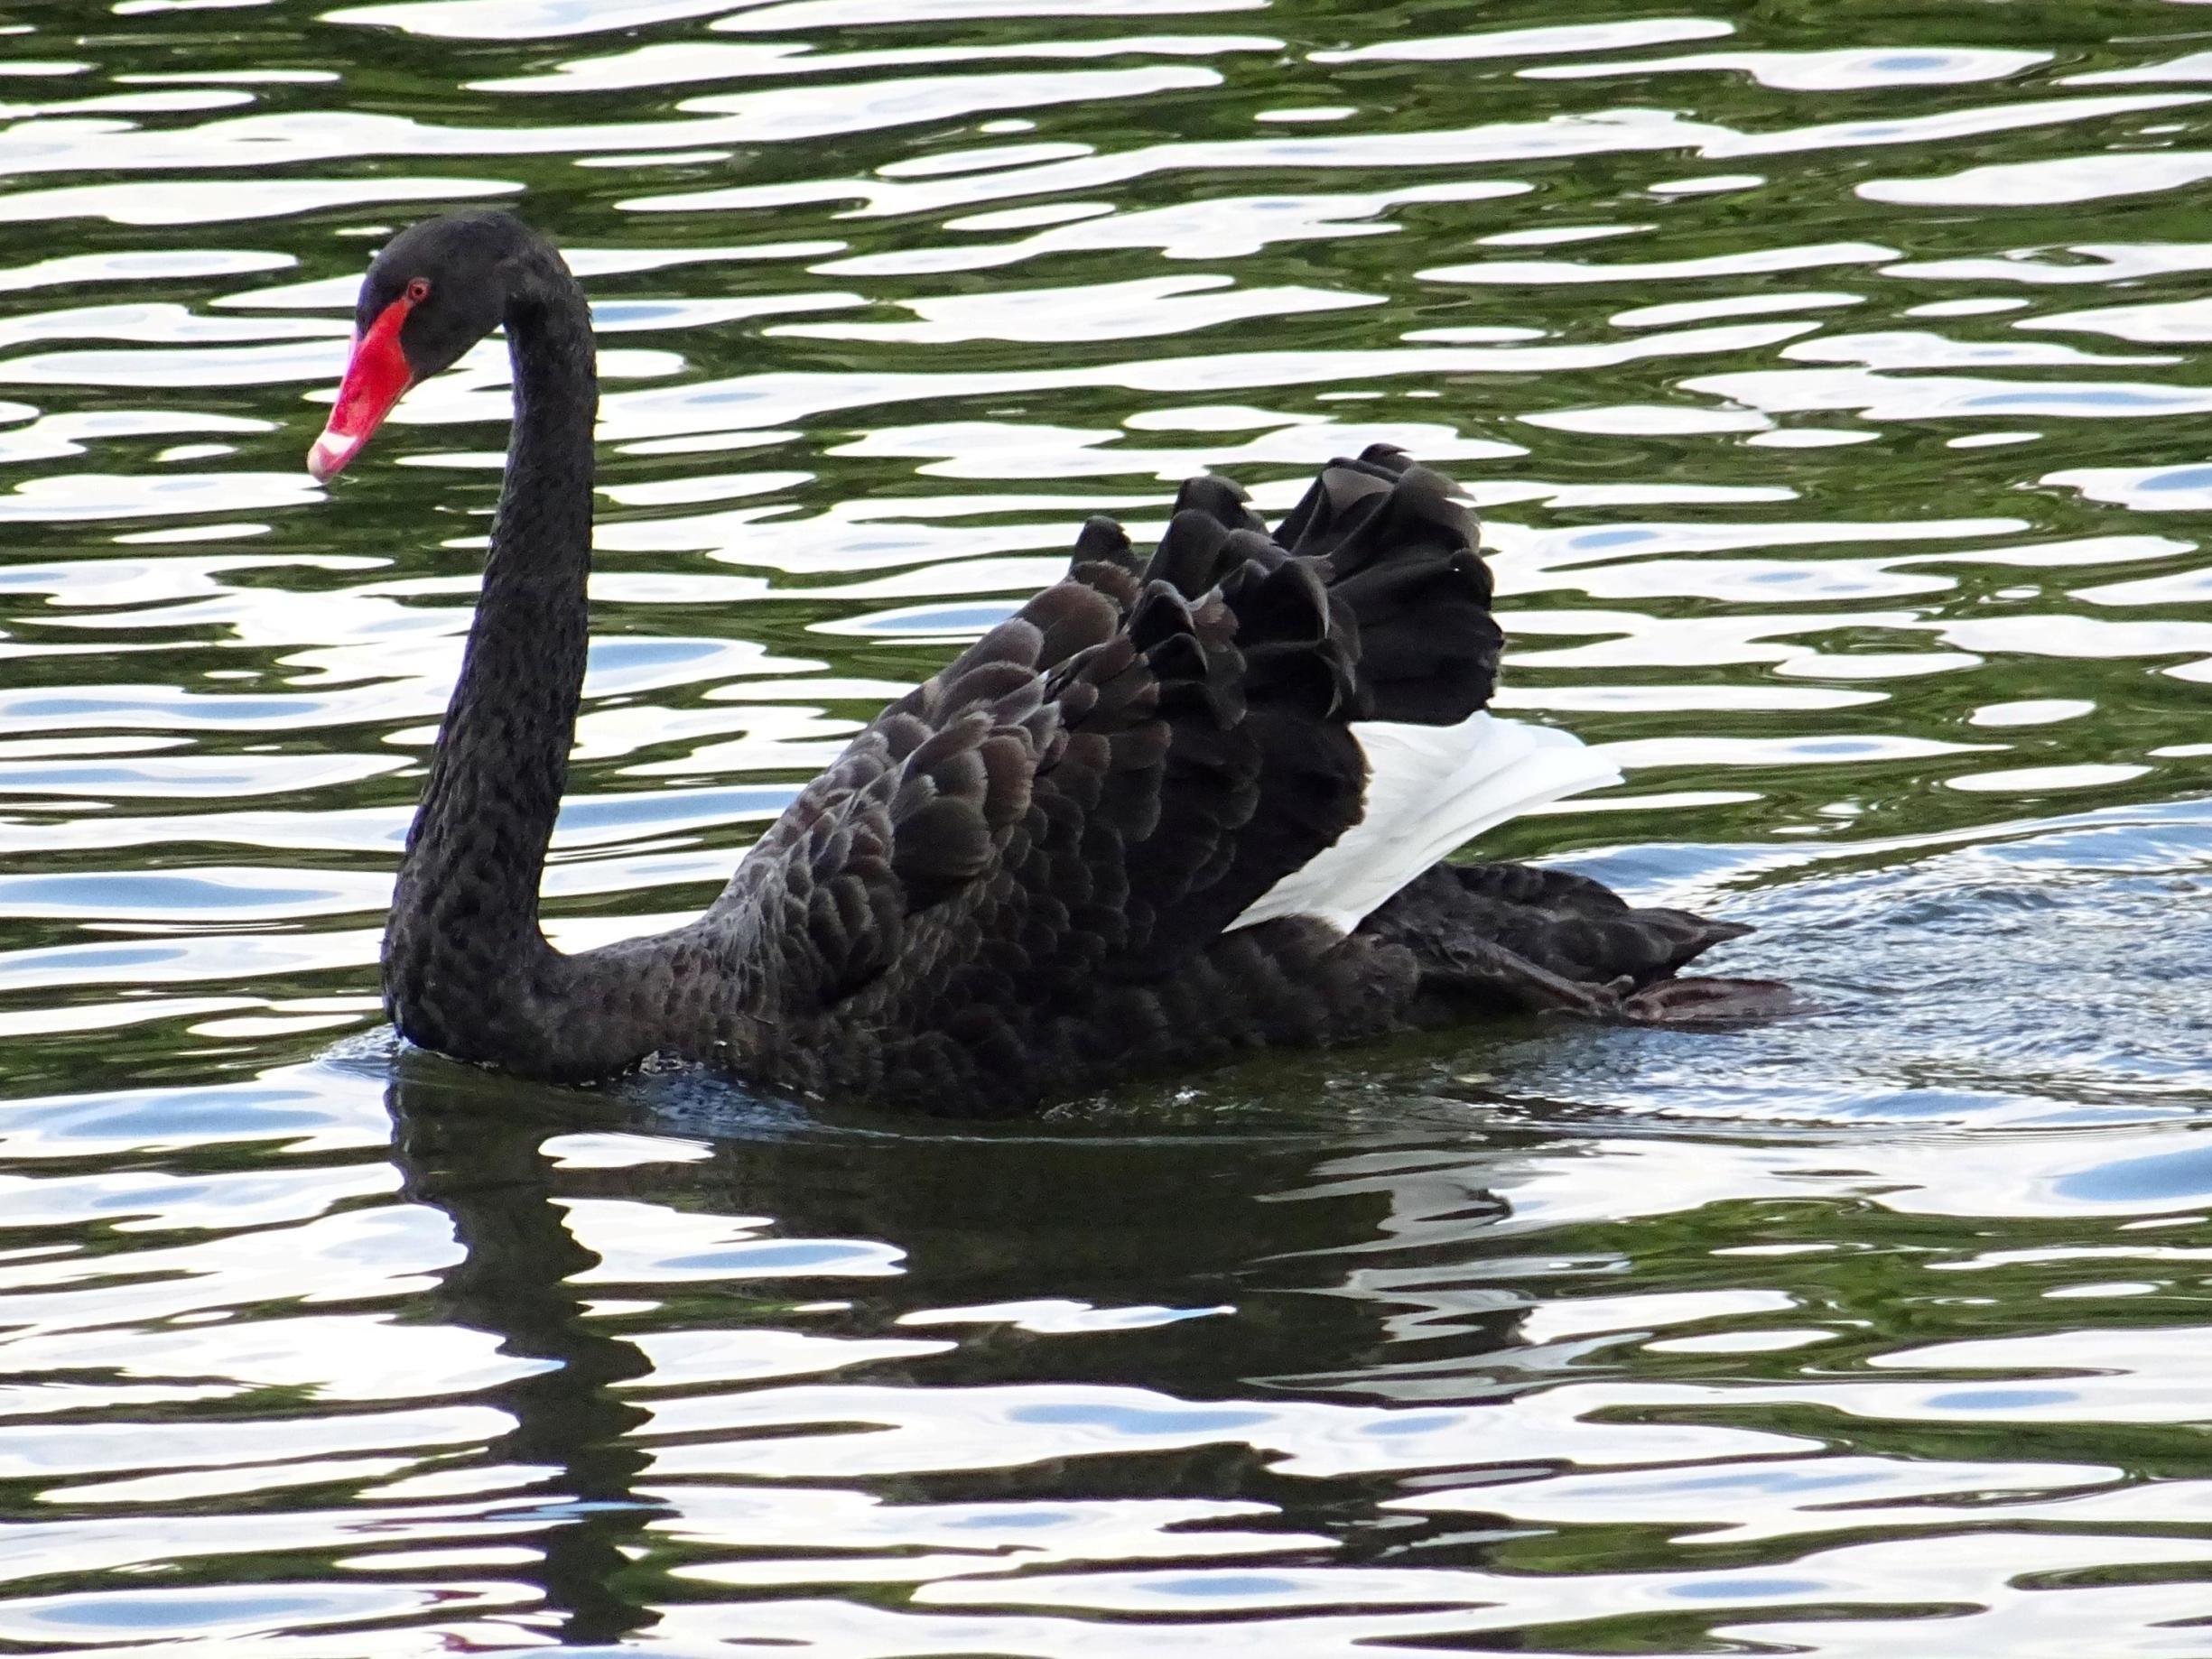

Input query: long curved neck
[383,253,646,1076]
[422,269,597,914]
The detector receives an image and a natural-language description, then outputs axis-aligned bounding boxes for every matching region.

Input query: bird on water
[311,209,1786,1117]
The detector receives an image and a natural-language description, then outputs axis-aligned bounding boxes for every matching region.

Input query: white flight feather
[1228,711,1622,935]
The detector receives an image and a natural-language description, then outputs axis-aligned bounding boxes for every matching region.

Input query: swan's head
[308,209,544,483]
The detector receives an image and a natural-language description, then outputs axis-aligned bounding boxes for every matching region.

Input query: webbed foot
[1620,976,1798,1024]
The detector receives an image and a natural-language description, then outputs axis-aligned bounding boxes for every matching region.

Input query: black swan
[311,209,1785,1116]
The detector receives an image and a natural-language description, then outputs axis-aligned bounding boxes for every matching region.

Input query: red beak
[309,293,416,483]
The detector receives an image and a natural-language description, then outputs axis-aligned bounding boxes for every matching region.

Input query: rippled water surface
[5,0,2212,1651]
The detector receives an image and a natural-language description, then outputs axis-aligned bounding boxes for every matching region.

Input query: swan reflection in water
[380,1051,1566,1645]
[386,1062,663,1645]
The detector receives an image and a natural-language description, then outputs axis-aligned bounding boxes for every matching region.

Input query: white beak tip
[307,430,353,484]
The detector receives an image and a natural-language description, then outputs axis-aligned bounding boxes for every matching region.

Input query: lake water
[5,0,2212,1652]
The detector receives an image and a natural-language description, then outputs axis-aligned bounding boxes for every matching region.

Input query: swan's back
[698,447,1738,1113]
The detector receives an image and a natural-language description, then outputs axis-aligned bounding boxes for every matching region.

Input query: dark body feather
[344,212,1780,1118]
[618,449,1762,1116]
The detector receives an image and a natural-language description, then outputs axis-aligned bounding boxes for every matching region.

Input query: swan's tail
[1360,859,1791,1024]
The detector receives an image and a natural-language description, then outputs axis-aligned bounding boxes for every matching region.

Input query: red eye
[404,277,431,304]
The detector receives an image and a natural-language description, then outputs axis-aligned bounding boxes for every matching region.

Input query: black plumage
[323,211,1786,1118]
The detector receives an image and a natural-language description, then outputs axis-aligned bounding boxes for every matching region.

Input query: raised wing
[711,448,1605,1085]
